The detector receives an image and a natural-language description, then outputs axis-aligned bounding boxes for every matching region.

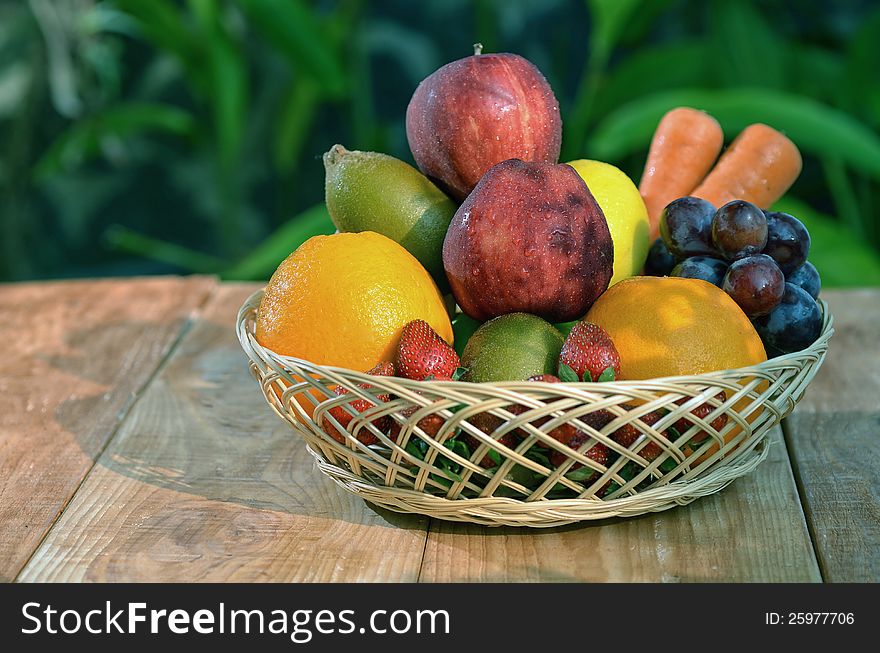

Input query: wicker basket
[236,289,832,527]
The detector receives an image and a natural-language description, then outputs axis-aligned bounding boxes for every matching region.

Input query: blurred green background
[2,0,880,285]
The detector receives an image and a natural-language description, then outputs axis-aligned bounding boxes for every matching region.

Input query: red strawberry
[558,321,621,382]
[322,361,395,445]
[527,373,561,383]
[673,391,728,444]
[548,431,610,470]
[610,408,667,461]
[396,320,460,381]
[459,411,522,468]
[388,406,446,442]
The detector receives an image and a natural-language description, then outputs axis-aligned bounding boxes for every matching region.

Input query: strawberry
[673,391,728,444]
[322,361,395,445]
[396,320,460,381]
[388,405,446,442]
[610,408,666,461]
[458,411,520,468]
[558,321,621,382]
[548,430,610,470]
[527,373,561,383]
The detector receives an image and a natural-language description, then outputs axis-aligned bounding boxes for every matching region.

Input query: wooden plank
[784,289,880,582]
[419,427,821,582]
[0,276,216,581]
[19,284,429,582]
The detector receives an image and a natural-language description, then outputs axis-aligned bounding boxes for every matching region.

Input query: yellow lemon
[567,159,650,286]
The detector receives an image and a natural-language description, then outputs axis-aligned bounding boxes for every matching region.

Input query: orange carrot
[639,107,724,239]
[691,123,802,209]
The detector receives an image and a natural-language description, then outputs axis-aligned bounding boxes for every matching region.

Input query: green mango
[323,144,457,289]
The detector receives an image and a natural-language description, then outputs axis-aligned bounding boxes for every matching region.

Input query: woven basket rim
[237,287,834,386]
[235,287,833,525]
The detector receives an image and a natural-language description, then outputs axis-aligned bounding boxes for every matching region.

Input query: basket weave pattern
[237,289,832,527]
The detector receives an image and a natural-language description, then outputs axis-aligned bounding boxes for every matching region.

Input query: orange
[256,231,452,371]
[585,276,766,379]
[587,276,767,464]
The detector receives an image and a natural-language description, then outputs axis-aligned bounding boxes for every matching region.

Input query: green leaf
[238,0,347,98]
[587,88,880,183]
[658,457,678,474]
[222,204,335,280]
[558,363,579,383]
[275,80,321,173]
[769,197,880,287]
[451,367,469,381]
[104,225,225,273]
[591,41,711,122]
[565,466,598,482]
[34,103,195,178]
[597,366,616,382]
[708,0,784,88]
[487,449,502,466]
[452,314,481,358]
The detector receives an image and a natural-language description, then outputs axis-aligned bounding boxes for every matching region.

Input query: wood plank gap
[780,418,828,583]
[12,282,220,582]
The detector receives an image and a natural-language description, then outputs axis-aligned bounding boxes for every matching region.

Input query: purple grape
[786,260,820,299]
[670,256,728,286]
[659,197,717,259]
[644,238,677,276]
[764,212,810,274]
[712,200,768,260]
[722,254,785,317]
[753,283,822,354]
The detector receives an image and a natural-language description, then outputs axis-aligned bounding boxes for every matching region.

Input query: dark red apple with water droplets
[405,46,562,201]
[442,158,614,322]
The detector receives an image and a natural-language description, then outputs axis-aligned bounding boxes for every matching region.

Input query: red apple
[442,159,614,322]
[406,47,562,201]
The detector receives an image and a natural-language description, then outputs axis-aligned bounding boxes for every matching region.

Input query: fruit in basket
[787,260,821,299]
[322,362,396,445]
[673,391,729,446]
[388,406,445,443]
[256,232,452,374]
[405,47,562,201]
[567,159,650,286]
[763,211,811,275]
[691,123,802,209]
[461,313,564,382]
[670,256,728,286]
[644,238,677,276]
[711,199,768,260]
[752,283,823,355]
[610,409,665,461]
[548,432,610,477]
[323,144,456,288]
[396,319,460,381]
[585,276,767,379]
[558,321,621,382]
[722,254,785,317]
[639,107,724,238]
[443,158,613,322]
[659,196,717,259]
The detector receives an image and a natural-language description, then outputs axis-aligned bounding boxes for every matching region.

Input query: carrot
[639,107,724,239]
[691,123,802,209]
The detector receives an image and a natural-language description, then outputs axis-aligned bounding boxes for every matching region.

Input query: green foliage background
[2,0,879,285]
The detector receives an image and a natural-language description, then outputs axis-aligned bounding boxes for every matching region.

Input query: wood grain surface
[783,289,880,581]
[18,284,429,582]
[419,428,821,582]
[0,276,215,581]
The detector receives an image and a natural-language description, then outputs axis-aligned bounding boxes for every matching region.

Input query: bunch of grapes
[646,197,823,356]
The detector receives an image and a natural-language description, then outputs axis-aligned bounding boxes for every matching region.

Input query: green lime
[461,313,564,382]
[323,144,456,290]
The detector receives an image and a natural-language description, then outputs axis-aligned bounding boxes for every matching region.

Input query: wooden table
[1,277,876,582]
